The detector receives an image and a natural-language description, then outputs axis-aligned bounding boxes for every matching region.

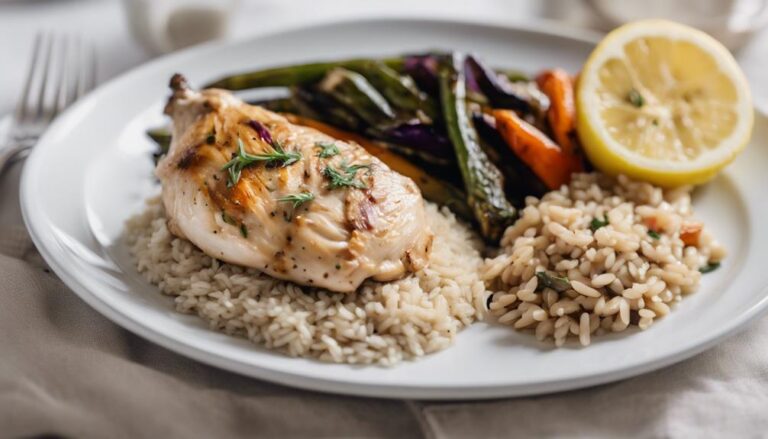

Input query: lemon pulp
[577,20,753,186]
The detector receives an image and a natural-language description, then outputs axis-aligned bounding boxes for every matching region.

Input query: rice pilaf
[482,173,725,346]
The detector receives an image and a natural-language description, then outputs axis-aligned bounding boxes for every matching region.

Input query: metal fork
[0,33,97,173]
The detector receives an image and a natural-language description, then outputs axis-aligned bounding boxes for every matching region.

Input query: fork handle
[0,144,31,174]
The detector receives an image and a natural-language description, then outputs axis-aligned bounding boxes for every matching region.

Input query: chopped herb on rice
[483,173,725,347]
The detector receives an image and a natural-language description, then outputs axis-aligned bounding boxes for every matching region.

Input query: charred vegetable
[439,53,516,241]
[318,68,397,127]
[247,97,298,113]
[289,88,456,170]
[291,86,364,132]
[536,69,578,155]
[402,54,442,95]
[466,55,548,122]
[204,57,405,90]
[497,68,530,83]
[381,123,454,165]
[473,112,547,203]
[493,109,581,190]
[357,61,437,122]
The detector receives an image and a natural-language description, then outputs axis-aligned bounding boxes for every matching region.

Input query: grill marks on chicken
[156,74,433,293]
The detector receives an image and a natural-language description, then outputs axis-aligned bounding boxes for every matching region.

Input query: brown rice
[126,197,487,365]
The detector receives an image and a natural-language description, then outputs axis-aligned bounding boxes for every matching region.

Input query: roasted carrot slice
[493,109,577,189]
[536,69,578,156]
[680,222,703,247]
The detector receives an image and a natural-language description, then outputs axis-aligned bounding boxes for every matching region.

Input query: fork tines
[13,33,97,141]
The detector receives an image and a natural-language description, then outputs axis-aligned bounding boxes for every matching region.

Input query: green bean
[356,61,437,122]
[204,57,405,90]
[317,68,396,127]
[438,52,516,241]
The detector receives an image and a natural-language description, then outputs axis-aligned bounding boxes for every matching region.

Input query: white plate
[20,18,768,400]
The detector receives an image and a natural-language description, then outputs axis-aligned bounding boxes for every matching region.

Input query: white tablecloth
[1,1,767,437]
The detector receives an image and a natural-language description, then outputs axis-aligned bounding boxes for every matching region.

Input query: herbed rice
[482,173,726,347]
[126,197,487,366]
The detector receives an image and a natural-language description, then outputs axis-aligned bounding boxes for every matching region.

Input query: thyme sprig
[222,138,301,187]
[323,161,371,190]
[278,192,315,209]
[315,141,339,158]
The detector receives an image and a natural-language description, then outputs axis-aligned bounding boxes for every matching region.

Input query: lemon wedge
[576,19,753,186]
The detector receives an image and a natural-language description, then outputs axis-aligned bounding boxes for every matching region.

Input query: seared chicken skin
[156,74,433,293]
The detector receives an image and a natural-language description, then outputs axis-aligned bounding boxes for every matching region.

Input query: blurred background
[0,0,766,114]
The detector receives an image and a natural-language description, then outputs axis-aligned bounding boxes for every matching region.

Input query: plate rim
[19,16,768,400]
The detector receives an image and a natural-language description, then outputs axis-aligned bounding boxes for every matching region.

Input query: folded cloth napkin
[2,159,767,439]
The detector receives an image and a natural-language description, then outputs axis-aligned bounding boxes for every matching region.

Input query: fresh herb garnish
[222,138,301,187]
[590,217,609,232]
[536,271,571,293]
[628,88,644,108]
[239,223,248,238]
[278,192,315,209]
[699,262,721,274]
[648,230,661,239]
[315,141,339,158]
[323,161,371,190]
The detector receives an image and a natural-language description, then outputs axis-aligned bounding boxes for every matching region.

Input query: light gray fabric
[2,159,767,438]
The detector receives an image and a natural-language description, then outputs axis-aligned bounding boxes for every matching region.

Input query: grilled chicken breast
[156,74,433,293]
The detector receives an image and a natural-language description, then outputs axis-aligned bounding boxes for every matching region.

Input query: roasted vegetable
[357,61,437,122]
[291,86,364,132]
[493,109,580,190]
[283,114,472,220]
[497,69,530,83]
[466,55,548,119]
[318,68,397,127]
[473,112,547,202]
[247,97,298,113]
[402,54,442,95]
[536,69,577,155]
[204,57,405,90]
[382,123,454,164]
[439,53,516,241]
[293,83,453,167]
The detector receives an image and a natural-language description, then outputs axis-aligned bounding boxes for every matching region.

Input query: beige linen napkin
[2,159,767,439]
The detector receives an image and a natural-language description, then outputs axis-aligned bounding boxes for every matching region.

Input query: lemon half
[576,19,753,186]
